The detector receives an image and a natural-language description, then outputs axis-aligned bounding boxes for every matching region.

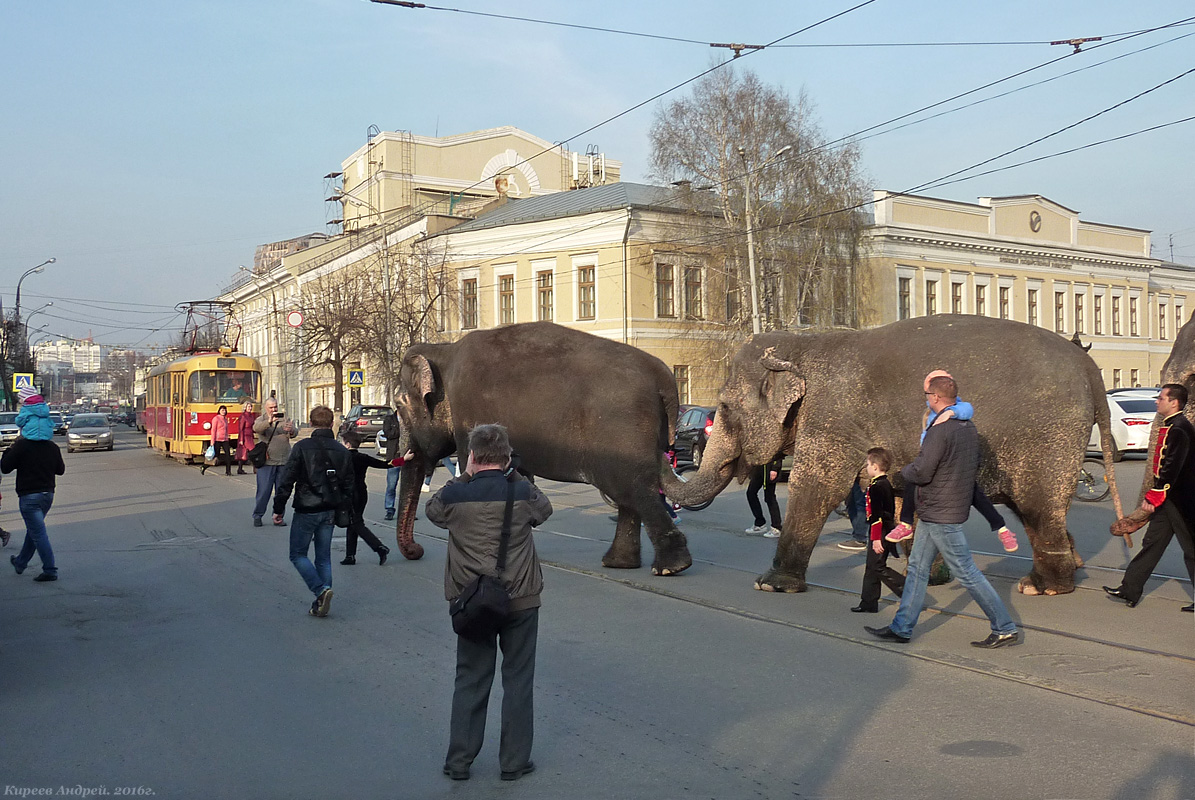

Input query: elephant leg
[755,463,848,593]
[1016,506,1077,596]
[602,507,642,570]
[640,494,692,577]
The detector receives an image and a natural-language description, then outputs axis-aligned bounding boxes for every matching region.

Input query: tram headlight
[203,422,212,431]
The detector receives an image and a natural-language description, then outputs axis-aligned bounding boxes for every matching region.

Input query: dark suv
[339,404,391,443]
[674,406,716,467]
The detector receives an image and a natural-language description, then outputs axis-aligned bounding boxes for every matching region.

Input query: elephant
[390,321,692,576]
[663,315,1123,596]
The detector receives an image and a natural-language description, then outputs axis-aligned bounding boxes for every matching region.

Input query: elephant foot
[1016,572,1072,596]
[650,535,692,576]
[602,547,642,570]
[753,569,807,593]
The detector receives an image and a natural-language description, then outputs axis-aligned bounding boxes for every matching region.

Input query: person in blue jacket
[15,391,55,441]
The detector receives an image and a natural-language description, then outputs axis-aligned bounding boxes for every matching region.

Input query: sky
[2,0,1192,350]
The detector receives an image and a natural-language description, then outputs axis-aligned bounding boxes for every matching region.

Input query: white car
[0,412,19,448]
[1088,389,1159,461]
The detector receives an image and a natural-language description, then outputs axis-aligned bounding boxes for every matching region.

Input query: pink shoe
[885,522,914,543]
[997,526,1018,552]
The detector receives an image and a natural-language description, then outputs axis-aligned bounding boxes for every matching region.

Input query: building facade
[863,191,1193,388]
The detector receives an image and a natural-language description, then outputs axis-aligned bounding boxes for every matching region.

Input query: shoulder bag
[247,420,279,469]
[449,479,515,642]
[312,437,353,528]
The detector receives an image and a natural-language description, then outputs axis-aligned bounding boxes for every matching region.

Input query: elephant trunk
[395,460,426,560]
[662,412,739,506]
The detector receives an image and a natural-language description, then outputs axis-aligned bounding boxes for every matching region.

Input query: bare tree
[290,266,372,414]
[649,65,870,356]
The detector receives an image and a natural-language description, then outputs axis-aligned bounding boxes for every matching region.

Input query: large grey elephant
[664,316,1123,596]
[390,321,692,576]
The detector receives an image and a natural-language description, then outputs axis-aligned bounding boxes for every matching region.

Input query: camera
[274,412,284,419]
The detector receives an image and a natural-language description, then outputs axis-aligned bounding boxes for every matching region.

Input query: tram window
[190,371,259,403]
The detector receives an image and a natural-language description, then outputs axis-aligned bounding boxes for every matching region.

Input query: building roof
[441,182,718,235]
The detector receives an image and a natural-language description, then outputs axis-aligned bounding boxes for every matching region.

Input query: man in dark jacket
[1104,383,1195,611]
[380,411,401,520]
[2,432,66,581]
[426,423,552,782]
[865,375,1018,648]
[273,405,355,617]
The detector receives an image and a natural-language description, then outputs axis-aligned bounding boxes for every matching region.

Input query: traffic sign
[348,369,365,387]
[286,310,304,328]
[12,373,33,392]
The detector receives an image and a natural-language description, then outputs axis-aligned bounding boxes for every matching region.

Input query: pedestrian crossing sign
[348,370,365,387]
[12,373,33,392]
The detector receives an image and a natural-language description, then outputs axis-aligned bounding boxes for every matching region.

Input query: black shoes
[33,573,57,582]
[378,546,390,566]
[384,510,396,521]
[500,762,536,782]
[310,588,333,617]
[340,556,356,566]
[253,517,263,527]
[1103,586,1139,608]
[864,625,909,643]
[971,631,1018,649]
[237,468,246,475]
[850,604,879,613]
[442,765,470,781]
[11,555,25,575]
[199,465,208,476]
[1182,604,1194,613]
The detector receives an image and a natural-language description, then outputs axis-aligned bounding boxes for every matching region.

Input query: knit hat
[17,386,38,403]
[22,393,45,406]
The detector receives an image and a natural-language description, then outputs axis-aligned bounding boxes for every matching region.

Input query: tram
[145,348,262,462]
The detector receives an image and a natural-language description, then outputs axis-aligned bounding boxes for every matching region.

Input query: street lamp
[25,302,53,325]
[15,258,54,322]
[738,146,792,335]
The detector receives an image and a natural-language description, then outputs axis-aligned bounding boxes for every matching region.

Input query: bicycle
[1073,457,1111,502]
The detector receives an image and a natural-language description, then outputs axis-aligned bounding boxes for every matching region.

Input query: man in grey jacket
[426,423,552,782]
[866,375,1019,648]
[252,397,297,527]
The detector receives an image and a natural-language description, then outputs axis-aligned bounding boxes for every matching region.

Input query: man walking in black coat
[1105,383,1195,611]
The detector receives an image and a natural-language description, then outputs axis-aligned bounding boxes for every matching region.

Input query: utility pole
[739,146,763,336]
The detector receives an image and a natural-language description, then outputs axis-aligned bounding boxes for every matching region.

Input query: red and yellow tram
[145,349,262,462]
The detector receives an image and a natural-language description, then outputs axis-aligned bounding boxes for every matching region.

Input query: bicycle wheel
[674,464,714,511]
[1073,458,1110,502]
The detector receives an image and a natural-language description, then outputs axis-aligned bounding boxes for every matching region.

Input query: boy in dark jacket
[339,428,402,565]
[852,447,905,613]
[273,405,355,617]
[2,431,66,581]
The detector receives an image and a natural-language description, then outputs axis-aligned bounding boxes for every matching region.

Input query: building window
[498,274,515,325]
[1160,303,1168,340]
[674,365,690,405]
[726,272,741,322]
[656,262,675,318]
[683,267,703,319]
[1131,368,1140,387]
[1177,303,1185,332]
[926,280,938,315]
[1028,288,1038,326]
[1112,295,1122,335]
[975,284,986,316]
[1093,295,1103,335]
[1074,294,1084,335]
[1055,291,1066,333]
[578,266,596,320]
[1129,296,1138,336]
[536,271,553,322]
[436,295,448,332]
[1113,368,1122,388]
[461,278,478,330]
[951,282,964,314]
[898,277,911,320]
[999,286,1010,320]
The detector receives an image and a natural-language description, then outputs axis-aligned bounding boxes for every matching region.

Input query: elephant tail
[1087,357,1124,520]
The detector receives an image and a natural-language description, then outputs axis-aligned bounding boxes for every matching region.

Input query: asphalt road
[1,430,1191,800]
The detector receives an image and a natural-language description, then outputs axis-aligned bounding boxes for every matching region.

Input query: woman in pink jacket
[235,400,257,475]
[202,405,232,476]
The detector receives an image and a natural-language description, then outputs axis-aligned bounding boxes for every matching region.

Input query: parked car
[66,413,115,453]
[674,405,716,467]
[49,412,67,436]
[0,413,19,448]
[338,404,391,443]
[1088,388,1159,461]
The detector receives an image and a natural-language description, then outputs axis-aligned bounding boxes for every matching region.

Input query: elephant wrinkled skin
[393,322,692,575]
[663,316,1122,596]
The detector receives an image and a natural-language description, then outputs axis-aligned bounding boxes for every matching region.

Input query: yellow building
[863,191,1194,387]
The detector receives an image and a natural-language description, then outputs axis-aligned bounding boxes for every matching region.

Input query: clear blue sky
[2,0,1192,348]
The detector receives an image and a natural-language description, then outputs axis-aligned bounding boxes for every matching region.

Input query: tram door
[173,371,186,443]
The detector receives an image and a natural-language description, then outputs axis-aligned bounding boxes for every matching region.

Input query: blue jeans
[289,510,335,596]
[423,456,457,487]
[15,492,56,577]
[254,464,284,520]
[890,520,1017,639]
[846,480,868,542]
[385,466,400,513]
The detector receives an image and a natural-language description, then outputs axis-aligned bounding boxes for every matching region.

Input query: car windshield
[72,415,108,428]
[0,413,16,425]
[1115,399,1157,414]
[358,407,390,418]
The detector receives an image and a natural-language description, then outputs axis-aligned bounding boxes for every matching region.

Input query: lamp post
[334,190,395,405]
[737,146,791,335]
[15,258,54,323]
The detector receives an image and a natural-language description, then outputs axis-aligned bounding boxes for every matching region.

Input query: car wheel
[67,447,74,454]
[692,443,703,469]
[107,444,114,451]
[1111,442,1124,463]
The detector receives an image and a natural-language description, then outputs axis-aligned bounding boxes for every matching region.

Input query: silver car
[0,412,18,448]
[67,413,115,453]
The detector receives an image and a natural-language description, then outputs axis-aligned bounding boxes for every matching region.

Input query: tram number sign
[348,370,365,387]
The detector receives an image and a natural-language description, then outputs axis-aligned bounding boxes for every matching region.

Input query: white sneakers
[763,527,781,538]
[746,524,781,537]
[421,483,431,493]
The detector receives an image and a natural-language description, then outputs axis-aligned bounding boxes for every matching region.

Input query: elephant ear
[758,347,806,428]
[399,354,437,412]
